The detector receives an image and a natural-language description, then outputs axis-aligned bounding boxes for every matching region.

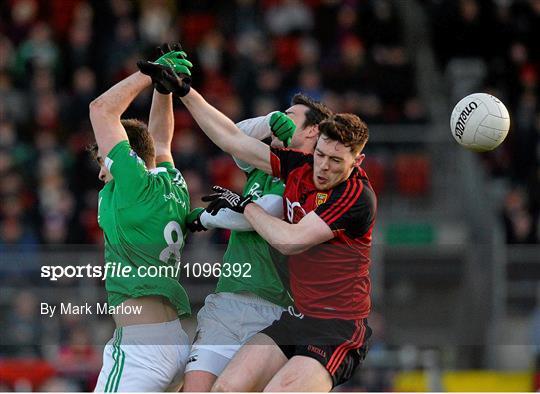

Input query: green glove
[156,55,192,76]
[154,43,193,76]
[186,208,207,232]
[270,112,296,147]
[155,53,192,76]
[143,43,193,95]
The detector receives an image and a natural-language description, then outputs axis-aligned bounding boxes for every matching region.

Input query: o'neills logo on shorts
[308,345,326,358]
[454,101,478,140]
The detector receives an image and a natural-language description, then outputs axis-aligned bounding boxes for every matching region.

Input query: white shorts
[185,292,284,376]
[94,319,190,392]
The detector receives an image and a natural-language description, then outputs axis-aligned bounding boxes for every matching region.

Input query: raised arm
[180,88,272,174]
[232,113,274,172]
[146,42,195,165]
[137,59,287,174]
[148,91,174,164]
[89,72,151,157]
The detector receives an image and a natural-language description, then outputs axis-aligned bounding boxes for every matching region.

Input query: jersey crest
[316,192,328,207]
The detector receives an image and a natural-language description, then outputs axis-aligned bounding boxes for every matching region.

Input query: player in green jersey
[177,96,331,392]
[89,44,193,392]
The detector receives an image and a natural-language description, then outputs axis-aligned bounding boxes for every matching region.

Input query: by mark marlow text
[41,302,142,317]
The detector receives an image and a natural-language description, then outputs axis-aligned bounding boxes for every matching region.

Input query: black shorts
[260,307,371,388]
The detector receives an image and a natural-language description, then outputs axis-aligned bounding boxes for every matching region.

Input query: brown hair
[87,143,99,161]
[318,113,369,154]
[87,119,155,165]
[291,93,333,128]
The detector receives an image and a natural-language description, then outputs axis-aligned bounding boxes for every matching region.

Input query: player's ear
[354,153,365,167]
[305,124,319,139]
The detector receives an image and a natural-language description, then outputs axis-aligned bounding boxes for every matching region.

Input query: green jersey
[98,140,191,317]
[215,169,292,307]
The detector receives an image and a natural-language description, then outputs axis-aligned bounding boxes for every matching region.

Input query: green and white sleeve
[233,111,277,172]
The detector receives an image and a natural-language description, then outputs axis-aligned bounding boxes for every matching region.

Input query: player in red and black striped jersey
[269,145,376,321]
[205,114,376,391]
[154,69,375,391]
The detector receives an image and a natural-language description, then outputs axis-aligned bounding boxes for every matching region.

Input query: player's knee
[264,370,298,392]
[266,367,330,392]
[211,377,244,392]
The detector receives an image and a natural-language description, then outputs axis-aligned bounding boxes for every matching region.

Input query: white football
[450,93,510,152]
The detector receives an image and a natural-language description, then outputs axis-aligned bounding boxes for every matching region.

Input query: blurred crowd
[0,290,106,391]
[426,0,540,243]
[0,0,425,248]
[0,0,536,247]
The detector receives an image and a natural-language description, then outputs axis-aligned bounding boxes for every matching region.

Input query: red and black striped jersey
[270,147,377,320]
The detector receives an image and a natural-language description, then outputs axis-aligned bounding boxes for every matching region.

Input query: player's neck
[295,140,316,155]
[145,158,156,170]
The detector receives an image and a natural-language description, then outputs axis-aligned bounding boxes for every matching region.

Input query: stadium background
[0,0,539,391]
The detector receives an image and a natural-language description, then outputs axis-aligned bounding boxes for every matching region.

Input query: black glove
[202,186,253,215]
[137,61,192,97]
[186,208,207,232]
[137,42,193,94]
[152,43,193,94]
[137,61,170,94]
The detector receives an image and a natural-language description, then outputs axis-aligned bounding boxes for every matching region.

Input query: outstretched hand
[137,61,192,97]
[137,42,193,95]
[202,186,253,215]
[155,43,193,76]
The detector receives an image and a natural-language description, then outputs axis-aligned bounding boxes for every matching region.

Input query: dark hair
[87,119,155,165]
[318,113,369,154]
[291,93,333,128]
[87,143,99,161]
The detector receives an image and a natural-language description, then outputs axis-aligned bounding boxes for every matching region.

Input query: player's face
[96,152,113,183]
[313,136,363,190]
